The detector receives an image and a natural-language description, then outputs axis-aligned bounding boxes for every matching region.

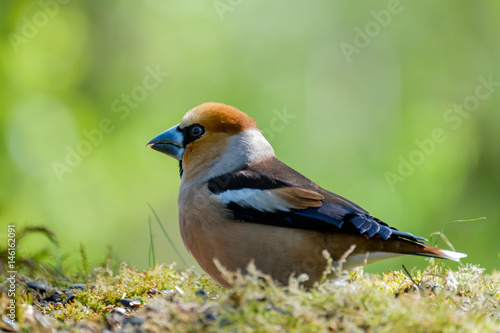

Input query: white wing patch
[216,188,296,213]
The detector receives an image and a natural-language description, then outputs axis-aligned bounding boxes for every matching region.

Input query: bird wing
[207,157,425,242]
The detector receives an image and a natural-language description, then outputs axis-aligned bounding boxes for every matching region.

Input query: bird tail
[415,244,467,262]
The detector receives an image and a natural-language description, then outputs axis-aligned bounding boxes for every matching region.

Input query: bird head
[147,102,275,180]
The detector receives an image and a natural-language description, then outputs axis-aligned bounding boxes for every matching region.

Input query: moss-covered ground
[1,259,499,332]
[1,227,499,332]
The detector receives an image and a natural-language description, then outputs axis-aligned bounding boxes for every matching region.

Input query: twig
[402,265,419,290]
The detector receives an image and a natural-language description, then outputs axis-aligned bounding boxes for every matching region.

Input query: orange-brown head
[147,102,274,181]
[181,102,258,134]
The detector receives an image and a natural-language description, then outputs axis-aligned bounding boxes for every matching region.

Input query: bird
[147,102,466,287]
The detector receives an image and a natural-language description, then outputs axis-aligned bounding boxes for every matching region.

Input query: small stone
[109,307,127,315]
[195,289,208,301]
[69,283,87,290]
[160,289,175,296]
[26,281,47,293]
[205,312,217,321]
[160,289,177,301]
[119,298,142,308]
[45,292,62,303]
[64,294,76,304]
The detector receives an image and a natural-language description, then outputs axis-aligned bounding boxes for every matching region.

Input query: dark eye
[189,125,204,137]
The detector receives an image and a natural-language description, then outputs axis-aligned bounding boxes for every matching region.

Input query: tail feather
[417,245,467,262]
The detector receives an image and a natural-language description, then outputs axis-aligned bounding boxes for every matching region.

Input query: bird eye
[189,125,204,138]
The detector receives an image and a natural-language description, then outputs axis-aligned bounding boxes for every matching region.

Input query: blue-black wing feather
[210,157,426,243]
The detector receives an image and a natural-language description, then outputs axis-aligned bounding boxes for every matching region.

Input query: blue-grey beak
[147,124,184,160]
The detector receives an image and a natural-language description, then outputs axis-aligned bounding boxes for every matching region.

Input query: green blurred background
[1,1,498,275]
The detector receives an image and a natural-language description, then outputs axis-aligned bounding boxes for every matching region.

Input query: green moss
[1,261,498,332]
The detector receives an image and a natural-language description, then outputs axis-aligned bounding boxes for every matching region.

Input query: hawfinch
[147,102,466,287]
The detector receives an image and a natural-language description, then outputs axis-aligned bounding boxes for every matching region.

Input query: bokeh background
[1,1,498,275]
